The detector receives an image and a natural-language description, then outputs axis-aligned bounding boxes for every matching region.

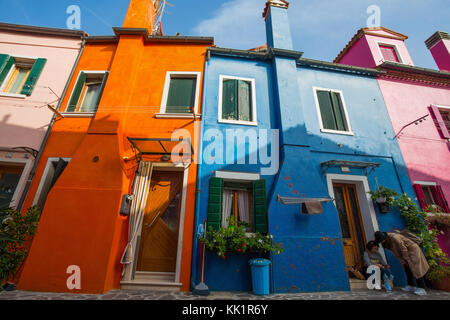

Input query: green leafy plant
[0,206,41,286]
[199,216,284,259]
[368,186,399,204]
[391,194,450,282]
[424,205,450,229]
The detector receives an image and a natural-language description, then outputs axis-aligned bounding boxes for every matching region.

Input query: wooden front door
[136,170,184,272]
[333,183,366,269]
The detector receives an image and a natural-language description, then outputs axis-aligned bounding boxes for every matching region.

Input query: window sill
[60,112,96,118]
[155,113,201,119]
[218,119,258,126]
[0,92,27,99]
[320,129,354,136]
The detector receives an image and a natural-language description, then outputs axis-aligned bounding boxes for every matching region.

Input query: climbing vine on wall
[371,188,450,281]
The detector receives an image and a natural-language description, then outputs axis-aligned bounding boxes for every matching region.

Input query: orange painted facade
[17,0,213,293]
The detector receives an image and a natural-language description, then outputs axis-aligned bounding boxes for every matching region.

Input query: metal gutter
[17,39,86,211]
[112,27,214,44]
[84,36,119,43]
[298,57,385,76]
[380,61,450,79]
[207,46,303,61]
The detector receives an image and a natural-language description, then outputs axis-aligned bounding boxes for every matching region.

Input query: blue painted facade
[191,3,417,293]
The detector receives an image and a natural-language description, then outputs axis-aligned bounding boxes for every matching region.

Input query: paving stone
[0,288,449,300]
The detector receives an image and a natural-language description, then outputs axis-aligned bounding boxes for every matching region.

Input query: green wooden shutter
[237,80,252,121]
[0,55,14,86]
[222,79,237,120]
[93,71,109,112]
[166,77,196,113]
[67,72,87,112]
[330,91,348,131]
[207,177,224,231]
[253,179,268,233]
[317,90,336,130]
[21,58,47,96]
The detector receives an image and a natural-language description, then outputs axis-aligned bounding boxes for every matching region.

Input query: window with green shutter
[66,71,108,113]
[0,55,46,96]
[316,89,350,132]
[165,77,197,114]
[252,179,268,234]
[161,73,199,114]
[206,176,268,233]
[221,77,254,123]
[207,177,224,231]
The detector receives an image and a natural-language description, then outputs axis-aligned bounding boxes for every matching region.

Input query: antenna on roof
[153,0,172,35]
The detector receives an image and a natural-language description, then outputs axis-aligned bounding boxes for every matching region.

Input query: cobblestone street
[1,288,449,300]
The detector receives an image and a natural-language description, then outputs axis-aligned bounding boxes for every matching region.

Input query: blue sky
[1,0,448,69]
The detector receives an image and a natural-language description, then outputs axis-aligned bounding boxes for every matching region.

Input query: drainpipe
[190,59,208,291]
[17,38,86,212]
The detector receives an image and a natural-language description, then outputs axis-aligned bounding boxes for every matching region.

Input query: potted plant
[0,206,41,291]
[199,216,284,260]
[423,205,450,291]
[368,186,398,213]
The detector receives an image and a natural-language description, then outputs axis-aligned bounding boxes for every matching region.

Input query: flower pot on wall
[376,196,387,204]
[377,202,390,213]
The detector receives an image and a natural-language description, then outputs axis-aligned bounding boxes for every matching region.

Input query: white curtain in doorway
[120,161,153,277]
[238,191,250,224]
[222,189,233,228]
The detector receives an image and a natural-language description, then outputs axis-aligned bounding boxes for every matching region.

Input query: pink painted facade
[0,23,84,209]
[335,27,450,255]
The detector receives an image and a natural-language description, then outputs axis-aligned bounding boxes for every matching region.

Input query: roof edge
[425,31,450,49]
[0,22,87,38]
[112,27,214,44]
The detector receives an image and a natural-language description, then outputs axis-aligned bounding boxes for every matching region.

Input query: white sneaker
[374,284,382,290]
[414,288,427,296]
[401,285,416,292]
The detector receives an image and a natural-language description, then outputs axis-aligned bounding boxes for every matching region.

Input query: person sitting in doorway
[375,231,429,296]
[363,240,394,293]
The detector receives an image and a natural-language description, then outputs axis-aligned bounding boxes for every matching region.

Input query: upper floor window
[378,44,401,63]
[0,54,46,96]
[160,72,200,114]
[314,88,352,135]
[414,183,449,213]
[66,71,108,113]
[218,75,257,125]
[429,105,450,140]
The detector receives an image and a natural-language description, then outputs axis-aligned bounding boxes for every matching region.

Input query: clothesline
[277,195,334,205]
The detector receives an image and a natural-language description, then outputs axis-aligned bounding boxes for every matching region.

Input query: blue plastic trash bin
[249,258,271,295]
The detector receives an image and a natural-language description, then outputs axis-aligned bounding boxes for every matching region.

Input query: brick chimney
[122,0,156,33]
[425,31,450,72]
[263,0,293,50]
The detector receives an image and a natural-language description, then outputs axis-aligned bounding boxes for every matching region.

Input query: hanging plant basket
[376,196,387,204]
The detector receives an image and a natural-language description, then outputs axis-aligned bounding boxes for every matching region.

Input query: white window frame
[158,71,201,117]
[375,41,404,64]
[215,171,260,182]
[313,87,353,136]
[0,55,37,99]
[32,157,71,207]
[62,70,107,117]
[218,75,257,126]
[0,157,32,209]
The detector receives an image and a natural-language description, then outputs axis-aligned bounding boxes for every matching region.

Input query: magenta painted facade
[335,27,450,255]
[0,23,84,209]
[427,32,450,72]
